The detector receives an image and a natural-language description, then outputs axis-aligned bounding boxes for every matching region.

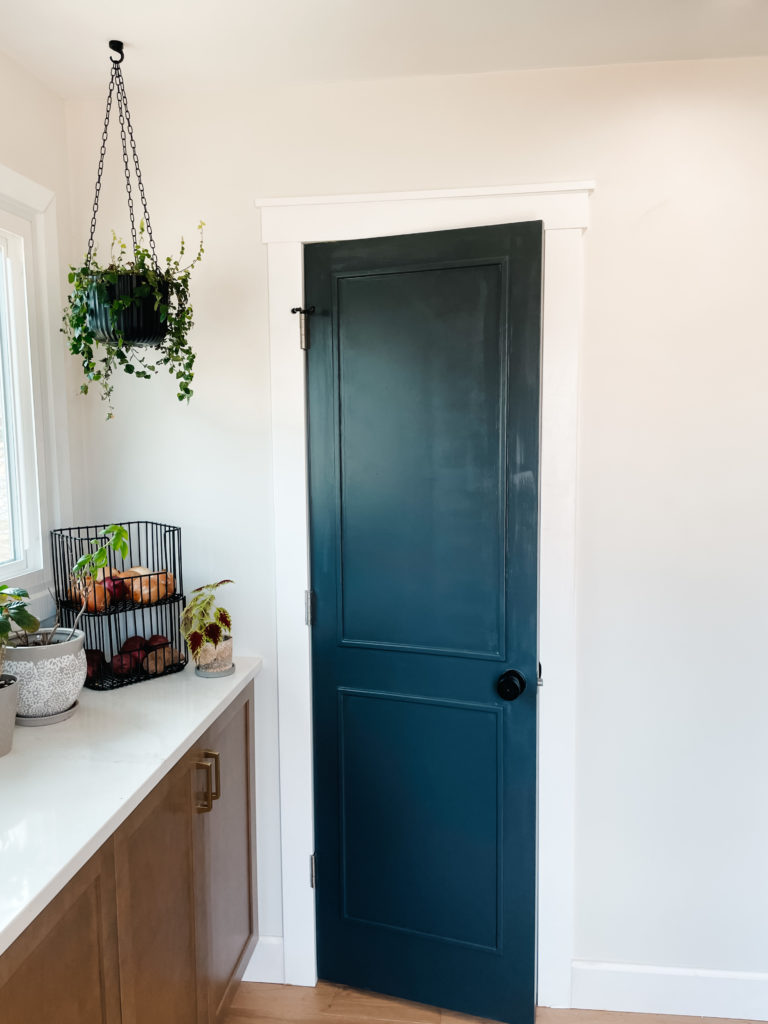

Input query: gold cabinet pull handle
[203,749,221,800]
[196,759,214,813]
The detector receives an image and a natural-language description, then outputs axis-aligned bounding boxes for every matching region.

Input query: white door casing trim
[259,181,592,1005]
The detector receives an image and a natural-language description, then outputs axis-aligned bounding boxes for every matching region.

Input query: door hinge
[310,852,316,889]
[305,589,315,626]
[291,305,316,351]
[537,661,543,687]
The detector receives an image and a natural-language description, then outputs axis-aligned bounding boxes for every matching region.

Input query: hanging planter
[87,273,170,347]
[63,41,205,418]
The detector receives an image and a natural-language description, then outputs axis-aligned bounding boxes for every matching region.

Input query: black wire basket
[51,521,187,691]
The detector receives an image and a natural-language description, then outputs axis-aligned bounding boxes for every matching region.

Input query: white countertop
[0,656,261,957]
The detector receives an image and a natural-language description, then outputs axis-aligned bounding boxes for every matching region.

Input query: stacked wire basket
[51,521,188,690]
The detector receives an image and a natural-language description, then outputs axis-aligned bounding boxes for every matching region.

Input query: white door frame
[259,181,592,1007]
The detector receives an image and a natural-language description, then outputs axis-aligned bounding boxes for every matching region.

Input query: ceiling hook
[108,40,125,64]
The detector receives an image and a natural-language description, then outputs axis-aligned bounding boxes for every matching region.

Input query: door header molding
[257,182,594,243]
[256,179,594,209]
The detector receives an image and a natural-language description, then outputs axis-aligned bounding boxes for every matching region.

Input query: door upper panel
[337,261,508,659]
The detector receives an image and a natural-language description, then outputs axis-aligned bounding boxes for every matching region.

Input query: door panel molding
[258,181,592,1007]
[333,258,509,660]
[337,686,504,953]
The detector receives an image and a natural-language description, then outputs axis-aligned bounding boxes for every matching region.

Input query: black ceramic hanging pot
[87,273,169,347]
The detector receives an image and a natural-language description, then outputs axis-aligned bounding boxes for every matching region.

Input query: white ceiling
[2,0,768,100]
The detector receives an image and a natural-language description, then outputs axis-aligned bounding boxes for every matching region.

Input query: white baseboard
[241,936,286,984]
[570,959,768,1021]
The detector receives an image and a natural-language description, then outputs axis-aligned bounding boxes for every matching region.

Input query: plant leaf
[10,608,40,633]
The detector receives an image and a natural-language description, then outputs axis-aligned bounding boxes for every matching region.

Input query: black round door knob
[496,670,526,701]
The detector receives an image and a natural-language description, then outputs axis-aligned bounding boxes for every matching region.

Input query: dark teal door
[306,222,542,1024]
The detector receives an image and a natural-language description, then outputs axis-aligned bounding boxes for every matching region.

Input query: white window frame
[0,163,72,621]
[0,211,43,579]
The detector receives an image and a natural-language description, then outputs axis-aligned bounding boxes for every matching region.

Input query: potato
[143,646,183,676]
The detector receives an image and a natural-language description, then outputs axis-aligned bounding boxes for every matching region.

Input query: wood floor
[224,982,760,1024]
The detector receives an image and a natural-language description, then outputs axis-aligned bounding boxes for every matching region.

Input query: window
[0,164,70,616]
[0,211,42,582]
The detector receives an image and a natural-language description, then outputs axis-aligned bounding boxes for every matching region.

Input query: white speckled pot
[5,630,87,718]
[0,674,18,756]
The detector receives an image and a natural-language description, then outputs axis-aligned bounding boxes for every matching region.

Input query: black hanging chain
[114,63,158,269]
[86,62,118,268]
[85,46,159,271]
[116,68,138,254]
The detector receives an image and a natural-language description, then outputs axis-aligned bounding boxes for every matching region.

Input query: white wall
[0,52,68,231]
[0,52,81,522]
[63,55,768,1013]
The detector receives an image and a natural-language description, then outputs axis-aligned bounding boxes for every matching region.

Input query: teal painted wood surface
[306,222,542,1024]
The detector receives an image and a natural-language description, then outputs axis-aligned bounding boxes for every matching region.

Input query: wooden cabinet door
[0,844,121,1024]
[199,682,258,1022]
[114,756,208,1024]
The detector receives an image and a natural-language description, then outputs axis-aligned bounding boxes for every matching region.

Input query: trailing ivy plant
[63,221,205,419]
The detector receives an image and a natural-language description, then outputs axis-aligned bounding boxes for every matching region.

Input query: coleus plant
[180,580,233,662]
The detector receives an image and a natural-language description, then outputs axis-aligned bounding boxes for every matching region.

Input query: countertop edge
[0,656,262,957]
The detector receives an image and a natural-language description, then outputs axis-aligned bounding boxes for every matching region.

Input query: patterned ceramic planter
[5,630,87,718]
[0,674,18,756]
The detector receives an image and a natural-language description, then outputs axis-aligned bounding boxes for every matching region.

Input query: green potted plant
[5,525,129,720]
[63,222,205,419]
[0,585,40,753]
[181,579,234,678]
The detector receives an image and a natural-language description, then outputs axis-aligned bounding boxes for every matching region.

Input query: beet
[120,636,146,654]
[111,653,135,676]
[85,649,105,680]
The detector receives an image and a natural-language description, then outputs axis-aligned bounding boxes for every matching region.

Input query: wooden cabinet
[114,755,206,1024]
[198,693,258,1022]
[0,845,121,1024]
[0,681,256,1024]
